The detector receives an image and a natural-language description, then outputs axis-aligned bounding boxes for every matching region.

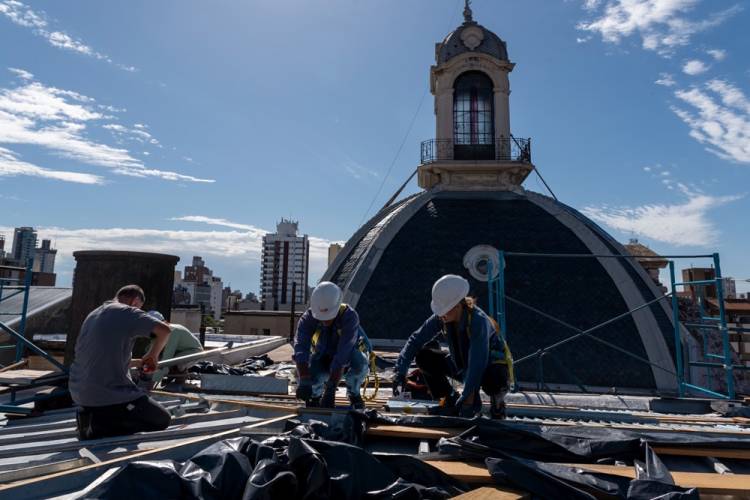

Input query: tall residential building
[11,227,37,266]
[260,219,309,310]
[33,239,57,274]
[178,256,223,319]
[0,235,5,261]
[328,243,343,266]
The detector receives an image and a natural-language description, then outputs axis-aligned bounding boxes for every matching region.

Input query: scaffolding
[0,259,67,414]
[487,250,745,400]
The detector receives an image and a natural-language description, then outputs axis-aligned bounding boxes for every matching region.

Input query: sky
[1,0,749,296]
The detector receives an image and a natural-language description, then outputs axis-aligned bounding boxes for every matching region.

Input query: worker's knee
[133,396,171,431]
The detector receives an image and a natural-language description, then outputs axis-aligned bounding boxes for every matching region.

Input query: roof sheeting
[0,287,72,329]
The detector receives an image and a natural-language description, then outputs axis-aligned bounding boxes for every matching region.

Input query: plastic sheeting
[85,413,467,500]
[188,355,274,376]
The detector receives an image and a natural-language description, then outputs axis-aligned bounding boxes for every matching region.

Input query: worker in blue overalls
[393,274,514,418]
[293,281,371,409]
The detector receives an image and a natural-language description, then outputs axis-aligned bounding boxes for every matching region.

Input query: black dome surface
[438,22,509,64]
[324,190,678,393]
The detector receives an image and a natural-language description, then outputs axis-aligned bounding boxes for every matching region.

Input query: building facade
[328,243,343,266]
[33,239,57,274]
[10,227,37,266]
[176,256,223,320]
[260,219,309,310]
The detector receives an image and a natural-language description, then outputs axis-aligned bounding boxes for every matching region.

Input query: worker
[144,310,203,385]
[392,275,514,418]
[69,285,173,440]
[293,281,371,410]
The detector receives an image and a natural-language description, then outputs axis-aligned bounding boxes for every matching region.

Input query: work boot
[349,394,365,410]
[306,397,321,408]
[490,393,507,420]
[76,410,93,440]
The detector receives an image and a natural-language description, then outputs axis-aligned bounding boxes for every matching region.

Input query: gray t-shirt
[69,301,162,407]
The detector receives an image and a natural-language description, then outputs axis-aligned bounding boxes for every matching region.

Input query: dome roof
[323,190,679,393]
[437,21,509,64]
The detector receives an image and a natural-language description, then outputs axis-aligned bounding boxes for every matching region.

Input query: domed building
[323,3,679,394]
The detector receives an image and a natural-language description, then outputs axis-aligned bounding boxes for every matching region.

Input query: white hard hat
[310,281,343,321]
[431,274,470,317]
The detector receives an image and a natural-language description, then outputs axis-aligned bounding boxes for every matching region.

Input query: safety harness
[446,306,515,387]
[310,304,380,401]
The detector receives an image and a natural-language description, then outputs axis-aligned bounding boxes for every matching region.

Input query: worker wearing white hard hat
[393,274,514,419]
[292,281,371,410]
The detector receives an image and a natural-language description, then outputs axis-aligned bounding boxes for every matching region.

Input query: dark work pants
[77,395,171,440]
[415,341,508,400]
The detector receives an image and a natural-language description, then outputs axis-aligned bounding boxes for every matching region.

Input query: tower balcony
[420,137,531,164]
[418,137,533,191]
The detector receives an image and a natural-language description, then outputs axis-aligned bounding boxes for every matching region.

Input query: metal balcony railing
[420,137,531,164]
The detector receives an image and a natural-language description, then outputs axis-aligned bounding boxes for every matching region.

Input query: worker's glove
[392,372,406,397]
[320,381,337,408]
[296,378,313,402]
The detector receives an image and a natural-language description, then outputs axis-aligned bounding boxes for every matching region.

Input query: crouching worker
[144,310,203,386]
[293,282,371,410]
[69,285,173,440]
[393,275,514,419]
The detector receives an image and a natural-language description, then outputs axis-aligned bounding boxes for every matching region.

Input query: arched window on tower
[453,71,495,160]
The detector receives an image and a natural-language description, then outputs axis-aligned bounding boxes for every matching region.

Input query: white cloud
[8,67,33,80]
[0,1,135,71]
[672,79,750,163]
[577,1,742,56]
[655,72,676,86]
[0,72,213,183]
[0,222,337,289]
[583,184,742,246]
[0,146,103,184]
[706,48,727,61]
[682,59,709,75]
[171,215,259,231]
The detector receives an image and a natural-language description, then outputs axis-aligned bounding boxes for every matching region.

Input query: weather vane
[464,0,474,23]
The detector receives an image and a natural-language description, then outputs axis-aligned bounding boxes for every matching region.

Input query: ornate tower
[418,1,532,191]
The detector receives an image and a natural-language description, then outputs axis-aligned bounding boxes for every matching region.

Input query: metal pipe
[714,252,734,399]
[682,382,729,400]
[15,259,33,362]
[669,261,685,397]
[0,322,66,371]
[689,361,750,370]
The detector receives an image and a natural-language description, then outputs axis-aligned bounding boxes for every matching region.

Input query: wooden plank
[451,486,530,500]
[0,414,295,497]
[653,445,750,460]
[0,360,27,373]
[425,461,750,496]
[0,369,57,384]
[367,424,462,440]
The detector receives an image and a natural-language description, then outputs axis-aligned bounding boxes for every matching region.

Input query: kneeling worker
[145,310,203,385]
[393,275,514,418]
[293,282,370,409]
[70,285,173,440]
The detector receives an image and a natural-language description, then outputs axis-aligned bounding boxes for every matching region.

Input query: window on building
[453,71,495,160]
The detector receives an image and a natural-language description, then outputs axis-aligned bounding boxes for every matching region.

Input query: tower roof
[437,2,508,64]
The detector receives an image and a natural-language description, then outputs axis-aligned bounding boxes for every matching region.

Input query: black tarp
[188,355,275,376]
[85,413,467,499]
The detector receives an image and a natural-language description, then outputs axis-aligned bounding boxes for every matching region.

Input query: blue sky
[1,0,748,296]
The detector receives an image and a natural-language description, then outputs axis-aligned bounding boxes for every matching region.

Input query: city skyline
[1,0,749,295]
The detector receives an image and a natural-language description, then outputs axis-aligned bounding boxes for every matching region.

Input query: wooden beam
[366,424,462,440]
[424,461,750,496]
[451,486,530,500]
[653,445,750,460]
[0,359,27,373]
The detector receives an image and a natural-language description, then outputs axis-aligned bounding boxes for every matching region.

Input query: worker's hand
[392,372,406,397]
[141,354,158,374]
[320,382,337,408]
[296,377,313,402]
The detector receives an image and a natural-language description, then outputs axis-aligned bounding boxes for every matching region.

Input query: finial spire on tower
[463,0,473,23]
